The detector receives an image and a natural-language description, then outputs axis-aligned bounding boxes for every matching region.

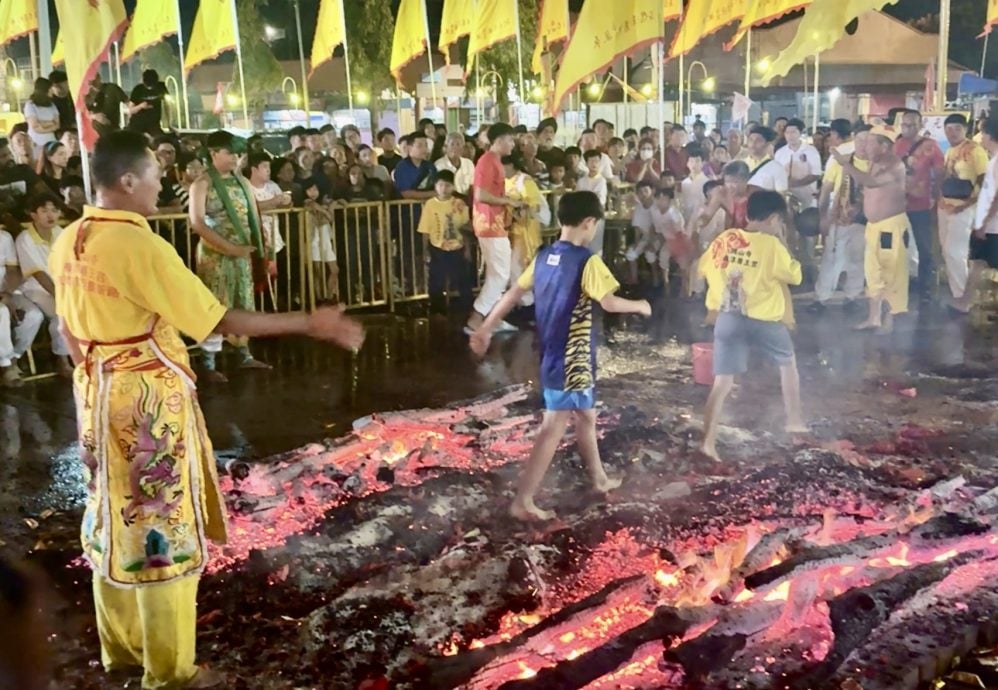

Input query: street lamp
[226,92,240,109]
[2,58,21,112]
[640,83,654,98]
[164,75,182,129]
[355,90,370,105]
[686,61,712,118]
[756,57,772,74]
[829,87,841,119]
[281,76,301,112]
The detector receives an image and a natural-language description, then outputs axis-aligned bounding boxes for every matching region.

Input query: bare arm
[188,178,251,257]
[59,321,84,366]
[26,116,59,134]
[33,272,56,296]
[838,158,903,189]
[1,265,22,294]
[698,193,724,229]
[600,293,651,315]
[476,186,517,207]
[256,195,287,211]
[127,100,150,115]
[789,173,819,188]
[216,305,364,351]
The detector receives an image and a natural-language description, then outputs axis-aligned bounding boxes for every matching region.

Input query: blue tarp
[958,73,998,95]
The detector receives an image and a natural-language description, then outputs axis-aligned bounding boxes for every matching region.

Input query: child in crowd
[681,146,710,225]
[547,161,568,227]
[691,179,727,299]
[470,191,651,521]
[246,152,291,291]
[303,179,340,302]
[624,180,659,285]
[698,191,806,461]
[576,150,608,207]
[651,187,691,289]
[564,146,582,188]
[417,170,472,314]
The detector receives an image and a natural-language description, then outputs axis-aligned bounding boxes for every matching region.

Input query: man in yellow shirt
[49,131,364,689]
[938,113,989,301]
[698,190,806,462]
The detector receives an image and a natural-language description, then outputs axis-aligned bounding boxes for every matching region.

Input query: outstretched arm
[216,306,364,351]
[470,285,527,356]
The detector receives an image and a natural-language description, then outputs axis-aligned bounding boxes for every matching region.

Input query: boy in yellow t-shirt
[418,169,472,314]
[698,190,806,462]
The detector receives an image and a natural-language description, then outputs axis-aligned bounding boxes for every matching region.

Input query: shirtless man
[832,125,908,333]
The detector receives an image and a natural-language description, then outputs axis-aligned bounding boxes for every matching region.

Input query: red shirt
[665,147,689,180]
[894,136,944,212]
[625,158,662,184]
[473,150,508,238]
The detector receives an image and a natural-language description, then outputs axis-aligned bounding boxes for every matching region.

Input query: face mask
[640,149,654,161]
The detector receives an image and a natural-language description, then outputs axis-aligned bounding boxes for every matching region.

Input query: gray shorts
[713,312,795,376]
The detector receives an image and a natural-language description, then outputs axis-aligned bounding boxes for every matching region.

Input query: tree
[342,0,395,116]
[466,0,538,115]
[234,0,284,125]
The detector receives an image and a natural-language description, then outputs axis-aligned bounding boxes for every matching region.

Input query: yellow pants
[864,214,910,314]
[93,574,200,689]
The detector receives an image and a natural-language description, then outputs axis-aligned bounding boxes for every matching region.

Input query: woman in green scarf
[189,131,272,382]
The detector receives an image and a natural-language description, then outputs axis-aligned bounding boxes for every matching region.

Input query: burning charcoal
[343,472,364,495]
[663,633,747,681]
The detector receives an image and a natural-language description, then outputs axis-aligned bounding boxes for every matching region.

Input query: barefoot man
[832,125,908,333]
[49,131,364,689]
[470,191,650,521]
[698,191,806,461]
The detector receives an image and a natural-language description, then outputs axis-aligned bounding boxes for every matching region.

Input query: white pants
[19,289,68,356]
[815,224,866,303]
[938,206,975,299]
[0,294,45,366]
[474,236,512,317]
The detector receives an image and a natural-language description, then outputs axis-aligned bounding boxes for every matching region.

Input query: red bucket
[692,342,714,386]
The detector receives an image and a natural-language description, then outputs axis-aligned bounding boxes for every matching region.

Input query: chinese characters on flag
[390,0,429,83]
[439,0,474,64]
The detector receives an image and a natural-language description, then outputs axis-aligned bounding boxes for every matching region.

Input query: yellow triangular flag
[985,0,998,35]
[390,0,428,83]
[0,0,38,46]
[439,0,474,65]
[728,0,811,49]
[761,0,901,83]
[121,0,179,64]
[51,31,64,66]
[531,0,569,75]
[552,0,663,114]
[310,0,346,75]
[669,0,745,58]
[185,0,237,71]
[467,0,518,74]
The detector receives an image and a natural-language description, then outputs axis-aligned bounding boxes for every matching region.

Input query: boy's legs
[427,246,446,313]
[701,312,747,461]
[750,317,806,432]
[573,407,621,493]
[702,375,734,461]
[779,358,806,432]
[511,409,571,521]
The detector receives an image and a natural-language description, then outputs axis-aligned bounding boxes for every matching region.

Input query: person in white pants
[938,114,989,301]
[14,194,72,376]
[467,123,522,334]
[0,228,44,386]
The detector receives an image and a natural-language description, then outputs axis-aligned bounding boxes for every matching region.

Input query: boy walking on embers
[471,191,651,521]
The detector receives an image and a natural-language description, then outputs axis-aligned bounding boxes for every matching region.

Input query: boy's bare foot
[699,442,722,462]
[510,499,557,522]
[239,358,272,370]
[591,473,623,494]
[185,666,226,688]
[202,370,228,383]
[853,320,880,331]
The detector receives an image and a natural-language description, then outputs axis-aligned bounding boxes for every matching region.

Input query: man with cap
[466,123,524,334]
[48,130,364,689]
[833,125,909,333]
[48,71,75,132]
[535,117,564,169]
[938,113,989,303]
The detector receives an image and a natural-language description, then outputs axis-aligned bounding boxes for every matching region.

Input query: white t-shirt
[23,101,59,150]
[251,181,287,254]
[434,156,475,195]
[775,143,822,208]
[576,152,615,184]
[632,202,655,234]
[680,173,710,224]
[748,159,789,193]
[0,229,16,288]
[974,153,998,235]
[651,204,687,239]
[16,225,61,295]
[575,173,608,206]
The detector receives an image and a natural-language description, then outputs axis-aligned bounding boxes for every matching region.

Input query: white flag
[732,92,753,124]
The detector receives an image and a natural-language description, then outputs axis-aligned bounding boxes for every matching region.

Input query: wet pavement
[0,294,995,688]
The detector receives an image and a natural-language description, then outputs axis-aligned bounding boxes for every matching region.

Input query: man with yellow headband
[833,125,909,334]
[49,131,364,689]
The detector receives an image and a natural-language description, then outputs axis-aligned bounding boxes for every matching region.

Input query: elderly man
[434,132,475,198]
[49,131,363,690]
[894,109,944,300]
[833,125,909,333]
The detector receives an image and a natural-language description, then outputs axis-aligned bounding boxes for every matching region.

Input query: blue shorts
[542,388,596,411]
[713,312,795,376]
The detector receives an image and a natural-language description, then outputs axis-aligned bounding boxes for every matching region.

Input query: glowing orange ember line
[763,581,791,602]
[933,549,959,562]
[734,588,755,603]
[517,661,537,679]
[654,568,680,588]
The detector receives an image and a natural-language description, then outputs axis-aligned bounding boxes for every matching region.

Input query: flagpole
[333,0,353,117]
[76,111,93,201]
[28,30,38,79]
[476,58,482,125]
[812,53,819,133]
[294,0,314,123]
[229,0,250,126]
[175,0,190,128]
[744,28,751,98]
[113,41,122,86]
[982,32,989,78]
[513,0,526,106]
[421,0,437,116]
[657,39,665,174]
[37,0,52,76]
[936,0,950,111]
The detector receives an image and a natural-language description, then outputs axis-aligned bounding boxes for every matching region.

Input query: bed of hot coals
[132,382,996,690]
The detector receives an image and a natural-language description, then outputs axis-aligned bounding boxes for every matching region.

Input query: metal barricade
[322,202,391,310]
[384,199,429,304]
